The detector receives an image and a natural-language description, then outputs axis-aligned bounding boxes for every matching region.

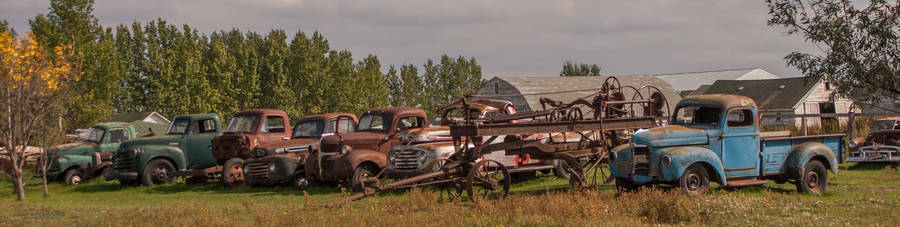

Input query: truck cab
[611,94,843,194]
[242,113,357,187]
[44,122,166,185]
[211,109,291,188]
[110,114,223,186]
[310,107,427,190]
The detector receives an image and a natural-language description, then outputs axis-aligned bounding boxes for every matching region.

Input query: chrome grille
[392,148,421,170]
[245,161,270,180]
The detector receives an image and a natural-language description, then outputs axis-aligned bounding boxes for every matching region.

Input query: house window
[818,102,836,125]
[494,83,500,94]
[824,81,831,90]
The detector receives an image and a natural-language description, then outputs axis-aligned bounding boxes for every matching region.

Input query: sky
[0,0,821,78]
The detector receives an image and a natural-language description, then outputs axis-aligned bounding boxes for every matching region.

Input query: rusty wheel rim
[229,165,245,184]
[806,171,820,191]
[466,160,510,201]
[153,167,169,183]
[71,175,82,185]
[685,173,702,192]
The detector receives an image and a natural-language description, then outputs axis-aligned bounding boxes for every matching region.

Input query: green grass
[2,162,900,226]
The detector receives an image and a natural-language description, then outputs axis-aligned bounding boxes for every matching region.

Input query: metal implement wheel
[465,160,510,200]
[425,159,463,201]
[584,155,613,187]
[222,158,246,188]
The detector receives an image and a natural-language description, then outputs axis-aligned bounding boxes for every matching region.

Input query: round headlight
[849,140,858,148]
[417,151,427,162]
[254,149,267,157]
[661,155,672,168]
[388,151,396,162]
[268,164,276,172]
[341,145,352,154]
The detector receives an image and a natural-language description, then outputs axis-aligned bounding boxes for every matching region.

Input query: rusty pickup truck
[244,113,357,187]
[311,107,428,190]
[212,109,291,188]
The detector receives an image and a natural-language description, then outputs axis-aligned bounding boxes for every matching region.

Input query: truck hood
[120,134,181,150]
[631,125,708,147]
[256,138,318,151]
[50,142,96,156]
[341,131,387,146]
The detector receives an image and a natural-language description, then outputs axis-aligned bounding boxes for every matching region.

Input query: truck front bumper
[848,146,900,162]
[109,170,138,180]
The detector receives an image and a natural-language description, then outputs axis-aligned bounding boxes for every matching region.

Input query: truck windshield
[292,120,324,138]
[77,127,104,143]
[357,114,390,132]
[225,116,260,133]
[870,120,898,132]
[672,106,721,127]
[167,119,190,135]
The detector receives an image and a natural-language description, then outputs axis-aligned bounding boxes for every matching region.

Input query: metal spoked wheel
[426,159,464,202]
[584,155,613,187]
[465,160,510,201]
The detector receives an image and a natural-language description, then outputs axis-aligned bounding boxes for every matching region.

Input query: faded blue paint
[657,146,726,185]
[612,95,844,190]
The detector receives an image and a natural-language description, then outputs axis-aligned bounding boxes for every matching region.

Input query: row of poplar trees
[1,0,483,130]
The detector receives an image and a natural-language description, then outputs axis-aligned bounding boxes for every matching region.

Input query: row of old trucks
[43,94,880,196]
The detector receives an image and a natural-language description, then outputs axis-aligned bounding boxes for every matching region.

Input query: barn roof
[654,68,779,91]
[474,75,682,118]
[702,77,816,110]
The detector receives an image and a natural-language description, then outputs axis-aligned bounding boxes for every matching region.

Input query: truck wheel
[678,165,709,195]
[222,158,246,189]
[141,159,177,186]
[796,160,827,195]
[351,164,377,193]
[63,169,83,185]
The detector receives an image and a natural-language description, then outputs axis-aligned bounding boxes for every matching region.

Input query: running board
[725,179,768,187]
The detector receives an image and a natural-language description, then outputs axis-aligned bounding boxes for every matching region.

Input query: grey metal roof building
[702,77,814,111]
[655,68,779,92]
[474,75,682,118]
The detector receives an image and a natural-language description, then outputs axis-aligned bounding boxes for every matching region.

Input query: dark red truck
[211,109,291,188]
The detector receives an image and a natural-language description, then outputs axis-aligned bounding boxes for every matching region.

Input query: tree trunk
[14,173,25,201]
[41,148,49,196]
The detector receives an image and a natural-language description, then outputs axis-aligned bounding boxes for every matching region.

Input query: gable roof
[475,75,682,117]
[109,112,170,124]
[654,68,779,91]
[701,77,816,110]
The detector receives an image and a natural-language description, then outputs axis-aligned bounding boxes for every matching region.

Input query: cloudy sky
[1,0,819,77]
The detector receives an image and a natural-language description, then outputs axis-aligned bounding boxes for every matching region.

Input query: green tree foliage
[0,20,15,36]
[559,60,601,76]
[386,55,483,117]
[767,0,900,106]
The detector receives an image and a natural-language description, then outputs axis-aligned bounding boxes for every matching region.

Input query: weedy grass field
[1,162,899,226]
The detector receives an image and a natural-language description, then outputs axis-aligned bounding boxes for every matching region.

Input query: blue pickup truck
[610,94,844,195]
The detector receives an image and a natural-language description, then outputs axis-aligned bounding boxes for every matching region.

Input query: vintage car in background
[41,122,167,185]
[245,113,357,187]
[211,109,292,188]
[848,117,900,162]
[312,107,428,190]
[109,114,223,186]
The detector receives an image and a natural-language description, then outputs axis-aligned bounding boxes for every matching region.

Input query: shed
[702,77,858,127]
[474,75,682,118]
[655,68,779,92]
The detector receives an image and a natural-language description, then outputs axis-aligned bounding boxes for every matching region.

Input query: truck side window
[727,109,753,127]
[324,119,337,134]
[398,116,422,131]
[264,116,285,133]
[339,117,355,133]
[106,129,130,143]
[197,119,217,133]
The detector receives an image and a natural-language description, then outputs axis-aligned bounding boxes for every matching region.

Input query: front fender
[657,146,727,185]
[134,145,187,172]
[51,155,93,177]
[338,149,386,177]
[785,142,838,180]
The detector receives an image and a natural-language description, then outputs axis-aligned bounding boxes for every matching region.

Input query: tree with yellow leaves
[0,31,79,201]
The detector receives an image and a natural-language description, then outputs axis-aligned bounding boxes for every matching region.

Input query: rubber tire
[796,160,827,195]
[222,158,246,189]
[141,159,177,186]
[677,164,710,195]
[553,160,574,179]
[63,169,83,185]
[351,165,376,192]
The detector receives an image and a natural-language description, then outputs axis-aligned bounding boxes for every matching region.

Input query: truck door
[185,118,219,169]
[721,108,760,178]
[381,115,425,152]
[260,115,288,144]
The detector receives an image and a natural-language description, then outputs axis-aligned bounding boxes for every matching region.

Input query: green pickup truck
[109,114,223,186]
[43,122,167,185]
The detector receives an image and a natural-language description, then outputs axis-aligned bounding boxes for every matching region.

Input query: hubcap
[154,167,169,182]
[686,173,701,191]
[807,171,819,189]
[72,176,81,184]
[230,165,244,183]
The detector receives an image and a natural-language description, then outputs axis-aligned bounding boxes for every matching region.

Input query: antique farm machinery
[348,77,671,201]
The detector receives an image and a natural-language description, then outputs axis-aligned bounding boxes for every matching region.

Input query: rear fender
[135,145,187,172]
[657,146,727,185]
[785,142,838,180]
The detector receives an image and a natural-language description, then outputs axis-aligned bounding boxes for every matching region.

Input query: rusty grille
[391,148,422,170]
[632,146,652,176]
[245,161,270,180]
[113,149,135,171]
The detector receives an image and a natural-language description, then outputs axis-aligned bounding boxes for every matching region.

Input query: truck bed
[760,134,844,175]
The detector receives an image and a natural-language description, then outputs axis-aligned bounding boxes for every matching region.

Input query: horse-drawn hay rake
[348,77,672,201]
